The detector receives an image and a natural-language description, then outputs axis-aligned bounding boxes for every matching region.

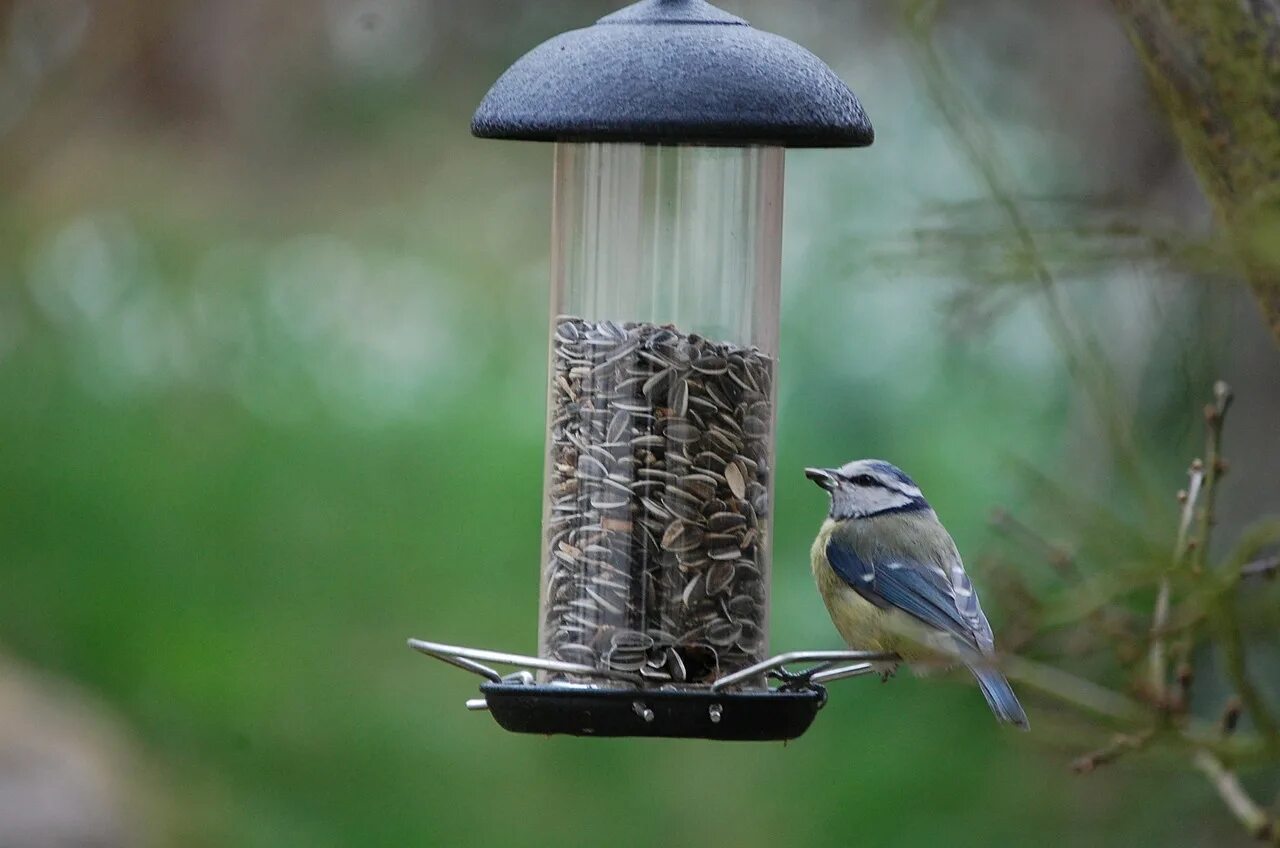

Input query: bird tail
[971,666,1029,730]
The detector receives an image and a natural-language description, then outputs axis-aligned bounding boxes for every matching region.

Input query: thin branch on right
[1001,381,1280,844]
[899,6,1280,840]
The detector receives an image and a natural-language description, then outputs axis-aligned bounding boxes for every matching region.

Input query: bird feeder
[410,0,891,740]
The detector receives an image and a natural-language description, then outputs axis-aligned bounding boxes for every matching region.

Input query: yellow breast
[810,519,948,663]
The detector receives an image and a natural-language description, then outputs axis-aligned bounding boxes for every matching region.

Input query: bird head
[805,459,930,520]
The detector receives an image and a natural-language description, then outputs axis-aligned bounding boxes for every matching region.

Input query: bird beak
[805,467,838,490]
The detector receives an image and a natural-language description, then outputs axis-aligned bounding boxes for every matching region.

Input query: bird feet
[773,667,810,687]
[772,669,829,706]
[874,661,899,683]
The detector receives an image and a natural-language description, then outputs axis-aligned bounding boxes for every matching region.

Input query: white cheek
[868,490,904,512]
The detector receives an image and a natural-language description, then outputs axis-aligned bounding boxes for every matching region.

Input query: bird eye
[852,474,877,487]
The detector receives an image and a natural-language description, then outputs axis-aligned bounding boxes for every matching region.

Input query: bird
[805,459,1028,729]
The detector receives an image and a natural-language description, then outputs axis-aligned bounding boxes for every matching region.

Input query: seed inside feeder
[542,317,773,687]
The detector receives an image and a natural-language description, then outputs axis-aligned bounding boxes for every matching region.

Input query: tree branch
[1072,730,1155,773]
[1151,381,1233,709]
[1193,381,1235,574]
[1216,600,1280,750]
[1002,655,1147,724]
[1241,555,1280,579]
[1193,750,1280,843]
[1150,459,1204,703]
[1189,382,1280,751]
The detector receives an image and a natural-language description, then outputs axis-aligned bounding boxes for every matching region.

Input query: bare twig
[1186,383,1280,751]
[1173,661,1194,713]
[1151,383,1232,710]
[1181,728,1273,768]
[1160,521,1280,630]
[1072,730,1155,773]
[1149,382,1231,710]
[1150,460,1205,703]
[1216,605,1280,750]
[1002,655,1147,724]
[1193,382,1235,574]
[1241,555,1280,579]
[1223,698,1244,737]
[1193,750,1280,844]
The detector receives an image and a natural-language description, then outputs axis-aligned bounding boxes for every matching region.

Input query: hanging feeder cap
[472,0,874,148]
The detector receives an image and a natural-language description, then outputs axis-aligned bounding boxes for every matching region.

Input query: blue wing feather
[826,538,982,652]
[824,532,1027,727]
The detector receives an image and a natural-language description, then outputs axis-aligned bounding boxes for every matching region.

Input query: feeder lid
[472,0,874,148]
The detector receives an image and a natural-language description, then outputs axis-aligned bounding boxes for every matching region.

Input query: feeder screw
[708,703,723,724]
[633,701,655,723]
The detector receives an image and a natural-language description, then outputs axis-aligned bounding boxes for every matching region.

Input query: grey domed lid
[472,0,874,148]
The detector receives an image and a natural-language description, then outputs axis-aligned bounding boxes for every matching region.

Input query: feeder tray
[409,640,897,741]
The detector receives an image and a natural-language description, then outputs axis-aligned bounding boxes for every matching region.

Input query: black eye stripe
[850,474,879,487]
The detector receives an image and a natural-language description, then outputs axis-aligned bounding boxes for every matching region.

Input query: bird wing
[946,553,995,654]
[826,537,993,655]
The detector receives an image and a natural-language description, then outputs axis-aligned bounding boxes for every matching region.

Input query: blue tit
[805,459,1028,729]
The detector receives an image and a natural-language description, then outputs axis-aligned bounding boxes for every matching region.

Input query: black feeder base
[407,639,891,741]
[481,683,824,741]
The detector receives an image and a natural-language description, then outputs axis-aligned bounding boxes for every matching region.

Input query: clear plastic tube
[539,143,784,690]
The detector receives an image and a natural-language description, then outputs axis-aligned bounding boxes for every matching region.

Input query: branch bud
[1177,663,1194,691]
[1221,697,1242,736]
[1212,380,1233,415]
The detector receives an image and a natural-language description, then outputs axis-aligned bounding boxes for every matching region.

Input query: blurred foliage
[898,5,1280,841]
[1111,0,1280,344]
[0,1,1277,847]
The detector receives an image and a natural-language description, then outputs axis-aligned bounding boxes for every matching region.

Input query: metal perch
[409,638,898,711]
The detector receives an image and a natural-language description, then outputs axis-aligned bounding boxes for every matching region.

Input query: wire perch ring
[408,638,899,711]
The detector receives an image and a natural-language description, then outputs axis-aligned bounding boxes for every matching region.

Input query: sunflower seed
[691,354,727,375]
[706,618,742,647]
[606,410,630,443]
[669,378,689,417]
[612,630,655,651]
[681,573,705,608]
[661,493,703,522]
[663,421,701,444]
[677,473,718,501]
[577,454,611,481]
[642,368,672,399]
[661,520,705,553]
[556,644,597,663]
[719,460,744,500]
[590,491,630,511]
[708,512,747,533]
[708,544,741,562]
[705,561,736,595]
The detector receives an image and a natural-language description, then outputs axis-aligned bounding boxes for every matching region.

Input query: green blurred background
[1,1,1277,846]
